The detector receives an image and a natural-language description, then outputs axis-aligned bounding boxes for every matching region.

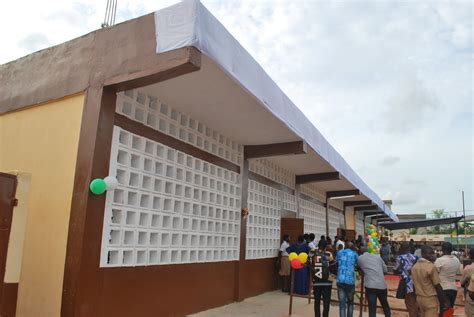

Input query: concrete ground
[190,279,466,317]
[189,290,383,317]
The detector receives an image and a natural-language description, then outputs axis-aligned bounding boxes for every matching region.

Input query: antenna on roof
[101,0,118,28]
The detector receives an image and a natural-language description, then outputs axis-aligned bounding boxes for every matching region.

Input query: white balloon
[104,176,119,190]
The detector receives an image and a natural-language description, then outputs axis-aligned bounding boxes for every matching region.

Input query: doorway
[281,218,304,245]
[0,172,18,316]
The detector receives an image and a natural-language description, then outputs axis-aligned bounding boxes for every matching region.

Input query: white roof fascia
[154,0,398,222]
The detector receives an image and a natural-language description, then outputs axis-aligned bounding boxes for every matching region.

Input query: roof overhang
[0,0,397,221]
[152,0,397,221]
[379,216,463,230]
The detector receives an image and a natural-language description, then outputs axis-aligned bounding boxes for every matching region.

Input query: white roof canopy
[153,0,397,221]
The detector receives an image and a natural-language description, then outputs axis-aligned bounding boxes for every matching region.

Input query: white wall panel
[101,125,241,267]
[298,199,326,238]
[116,90,242,165]
[246,180,281,259]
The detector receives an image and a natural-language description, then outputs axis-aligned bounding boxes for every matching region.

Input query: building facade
[0,2,396,316]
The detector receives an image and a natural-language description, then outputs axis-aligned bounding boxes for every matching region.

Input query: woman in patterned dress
[394,242,419,317]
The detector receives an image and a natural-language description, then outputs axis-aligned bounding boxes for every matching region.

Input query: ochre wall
[0,94,84,316]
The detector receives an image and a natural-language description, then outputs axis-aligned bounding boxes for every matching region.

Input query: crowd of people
[278,234,474,317]
[398,241,474,317]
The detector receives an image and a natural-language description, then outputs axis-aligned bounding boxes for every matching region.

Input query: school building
[0,1,397,316]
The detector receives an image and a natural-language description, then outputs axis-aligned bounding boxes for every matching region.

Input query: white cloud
[18,33,51,52]
[383,74,440,134]
[1,0,472,214]
[379,156,401,167]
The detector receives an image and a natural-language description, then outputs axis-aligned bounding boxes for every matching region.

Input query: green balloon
[90,178,106,195]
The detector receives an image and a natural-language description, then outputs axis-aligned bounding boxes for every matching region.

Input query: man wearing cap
[336,239,345,250]
[411,246,447,317]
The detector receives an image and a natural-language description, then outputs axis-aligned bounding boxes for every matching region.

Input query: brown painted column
[343,206,347,229]
[61,85,117,317]
[325,196,330,237]
[61,47,202,317]
[235,159,249,301]
[295,183,301,218]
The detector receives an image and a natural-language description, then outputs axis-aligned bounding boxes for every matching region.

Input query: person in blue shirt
[336,242,358,317]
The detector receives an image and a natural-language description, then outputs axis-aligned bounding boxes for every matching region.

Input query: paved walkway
[190,276,467,316]
[189,290,384,317]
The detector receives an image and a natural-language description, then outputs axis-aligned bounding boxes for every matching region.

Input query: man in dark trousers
[336,242,358,317]
[434,242,461,311]
[311,239,335,317]
[357,247,391,317]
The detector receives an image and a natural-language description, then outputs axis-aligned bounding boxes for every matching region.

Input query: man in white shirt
[278,234,291,292]
[308,233,317,250]
[434,242,461,310]
[414,247,422,258]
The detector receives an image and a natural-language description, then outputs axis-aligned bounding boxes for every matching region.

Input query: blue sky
[2,0,472,215]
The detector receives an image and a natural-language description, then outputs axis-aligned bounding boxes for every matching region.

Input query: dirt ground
[384,278,465,317]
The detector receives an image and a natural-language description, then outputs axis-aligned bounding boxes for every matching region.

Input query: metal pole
[463,191,467,254]
[289,269,295,315]
[455,221,460,253]
[363,216,366,246]
[307,267,311,304]
[359,273,365,317]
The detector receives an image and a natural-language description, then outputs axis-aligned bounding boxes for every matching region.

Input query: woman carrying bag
[394,242,419,317]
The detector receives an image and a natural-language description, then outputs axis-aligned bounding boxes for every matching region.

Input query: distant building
[393,214,429,237]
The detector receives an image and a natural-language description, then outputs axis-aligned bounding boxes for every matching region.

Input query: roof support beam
[327,189,360,199]
[295,172,341,184]
[343,200,372,208]
[363,211,379,217]
[355,205,378,212]
[243,141,307,160]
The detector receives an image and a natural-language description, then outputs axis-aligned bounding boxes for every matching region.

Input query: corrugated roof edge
[154,0,398,222]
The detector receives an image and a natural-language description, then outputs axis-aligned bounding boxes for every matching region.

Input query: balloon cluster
[90,176,119,195]
[288,252,308,269]
[366,224,380,255]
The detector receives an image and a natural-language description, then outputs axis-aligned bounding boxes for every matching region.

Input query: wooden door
[0,173,18,317]
[338,229,356,241]
[281,218,304,245]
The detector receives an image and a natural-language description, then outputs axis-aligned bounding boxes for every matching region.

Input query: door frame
[0,172,18,317]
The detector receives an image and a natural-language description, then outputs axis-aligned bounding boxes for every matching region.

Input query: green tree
[432,209,447,219]
[458,222,474,234]
[430,209,450,234]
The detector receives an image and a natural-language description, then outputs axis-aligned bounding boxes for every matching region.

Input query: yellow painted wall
[0,94,84,316]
